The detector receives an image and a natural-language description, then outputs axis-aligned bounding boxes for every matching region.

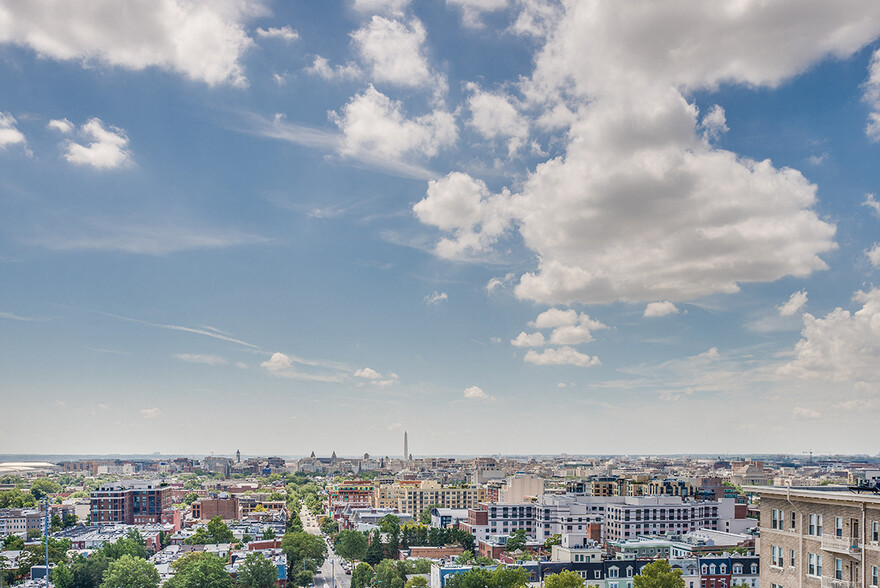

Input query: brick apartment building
[90,480,171,525]
[753,485,880,588]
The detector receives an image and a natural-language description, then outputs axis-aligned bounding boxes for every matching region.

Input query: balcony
[821,535,862,556]
[821,579,860,588]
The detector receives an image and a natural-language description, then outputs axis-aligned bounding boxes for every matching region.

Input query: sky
[1,0,880,458]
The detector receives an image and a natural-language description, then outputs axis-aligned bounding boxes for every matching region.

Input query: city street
[302,506,352,588]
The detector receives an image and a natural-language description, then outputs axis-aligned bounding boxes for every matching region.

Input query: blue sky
[1,0,880,457]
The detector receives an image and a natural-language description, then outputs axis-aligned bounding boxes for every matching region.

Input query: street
[302,506,352,588]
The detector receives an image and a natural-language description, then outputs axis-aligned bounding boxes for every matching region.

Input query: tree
[207,516,236,543]
[545,570,586,588]
[99,554,161,588]
[183,493,199,505]
[281,531,326,584]
[166,552,234,588]
[261,527,276,540]
[544,534,562,549]
[373,560,405,588]
[406,575,429,588]
[505,529,527,552]
[2,534,24,551]
[351,563,374,588]
[633,560,685,588]
[235,552,277,588]
[363,531,384,566]
[334,530,368,562]
[444,566,529,588]
[418,505,442,525]
[29,478,62,500]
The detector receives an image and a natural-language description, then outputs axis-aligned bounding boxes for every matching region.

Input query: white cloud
[305,56,360,80]
[47,118,74,133]
[424,291,448,305]
[466,84,529,156]
[463,385,495,400]
[261,352,292,371]
[644,301,679,318]
[352,0,411,17]
[486,272,515,293]
[511,331,545,347]
[331,86,456,162]
[524,346,600,367]
[779,288,880,385]
[140,408,161,419]
[255,26,298,43]
[699,105,728,142]
[447,0,509,28]
[63,118,132,169]
[415,0,880,305]
[413,172,509,259]
[865,48,880,141]
[173,353,228,365]
[0,0,263,87]
[864,194,880,217]
[531,308,577,329]
[355,367,382,379]
[779,290,808,316]
[0,112,26,148]
[792,406,821,419]
[697,347,720,359]
[868,244,880,268]
[809,153,827,166]
[351,17,440,92]
[548,314,606,345]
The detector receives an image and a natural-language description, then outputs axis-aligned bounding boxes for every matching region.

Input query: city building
[752,486,880,588]
[372,481,487,514]
[90,480,172,525]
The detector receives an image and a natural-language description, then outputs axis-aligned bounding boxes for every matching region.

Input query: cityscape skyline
[2,1,880,456]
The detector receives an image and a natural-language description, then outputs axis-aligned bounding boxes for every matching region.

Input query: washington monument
[403,430,408,461]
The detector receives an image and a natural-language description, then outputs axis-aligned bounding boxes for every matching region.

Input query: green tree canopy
[334,530,368,561]
[633,560,685,588]
[363,531,384,566]
[281,530,326,585]
[545,570,586,588]
[445,566,530,588]
[99,553,161,588]
[505,530,528,552]
[351,562,374,588]
[183,493,199,505]
[166,552,234,588]
[235,552,278,588]
[544,534,562,549]
[29,478,62,500]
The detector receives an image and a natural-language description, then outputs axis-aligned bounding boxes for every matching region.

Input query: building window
[835,518,844,538]
[790,549,796,568]
[610,567,619,579]
[873,522,879,543]
[809,554,816,576]
[834,559,843,581]
[791,511,797,530]
[871,565,878,587]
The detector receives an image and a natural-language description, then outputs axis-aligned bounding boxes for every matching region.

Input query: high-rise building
[90,480,171,525]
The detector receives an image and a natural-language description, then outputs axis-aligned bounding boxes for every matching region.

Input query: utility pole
[43,497,49,588]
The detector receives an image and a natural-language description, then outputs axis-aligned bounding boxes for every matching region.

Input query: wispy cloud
[92,310,260,350]
[424,291,448,305]
[173,353,229,365]
[0,311,41,321]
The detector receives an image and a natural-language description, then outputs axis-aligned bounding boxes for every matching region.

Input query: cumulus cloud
[255,26,298,43]
[331,86,456,162]
[47,118,74,133]
[424,291,448,305]
[305,56,360,80]
[413,172,509,259]
[466,84,529,156]
[463,385,495,400]
[0,112,26,148]
[486,272,515,293]
[355,367,399,386]
[867,244,880,268]
[414,0,880,305]
[531,308,578,329]
[511,331,545,347]
[62,118,132,169]
[447,0,509,28]
[548,314,606,345]
[779,290,808,316]
[644,301,679,318]
[140,408,161,419]
[351,17,441,92]
[779,288,880,385]
[261,352,292,371]
[173,353,228,365]
[524,346,600,367]
[0,0,263,86]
